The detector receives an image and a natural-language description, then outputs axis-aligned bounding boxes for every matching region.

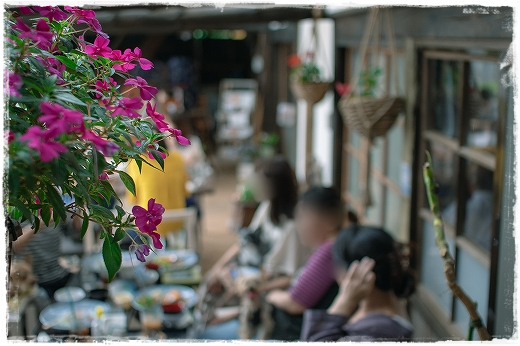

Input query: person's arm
[266,289,306,315]
[259,275,292,293]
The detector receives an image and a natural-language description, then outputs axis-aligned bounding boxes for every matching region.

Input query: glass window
[461,161,494,251]
[420,218,456,316]
[466,61,500,148]
[389,54,406,97]
[426,141,458,225]
[387,117,404,186]
[427,59,461,138]
[384,190,401,234]
[348,155,360,198]
[350,130,361,149]
[370,137,383,172]
[366,179,383,224]
[453,249,490,339]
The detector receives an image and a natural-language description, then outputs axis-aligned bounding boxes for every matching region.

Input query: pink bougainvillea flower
[132,198,164,233]
[13,18,53,50]
[33,6,68,21]
[98,172,109,180]
[18,6,34,14]
[124,76,158,101]
[85,36,112,58]
[82,130,120,156]
[110,50,136,72]
[107,97,143,118]
[64,6,108,39]
[94,77,117,99]
[145,103,169,131]
[167,128,191,146]
[6,71,23,97]
[133,47,154,70]
[6,131,15,144]
[20,126,67,162]
[38,102,84,134]
[134,244,151,262]
[36,56,67,84]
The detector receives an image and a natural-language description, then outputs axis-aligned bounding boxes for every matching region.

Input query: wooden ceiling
[91,5,314,35]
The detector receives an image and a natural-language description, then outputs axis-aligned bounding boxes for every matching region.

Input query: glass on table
[139,304,165,339]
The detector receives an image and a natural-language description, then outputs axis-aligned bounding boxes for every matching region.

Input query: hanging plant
[288,52,321,84]
[4,6,190,281]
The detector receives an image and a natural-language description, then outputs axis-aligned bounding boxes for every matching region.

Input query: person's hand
[339,257,376,303]
[327,257,376,317]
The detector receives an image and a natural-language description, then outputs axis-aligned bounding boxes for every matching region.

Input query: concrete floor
[197,164,239,274]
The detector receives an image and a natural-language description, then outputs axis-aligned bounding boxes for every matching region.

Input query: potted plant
[5,6,190,281]
[288,52,330,104]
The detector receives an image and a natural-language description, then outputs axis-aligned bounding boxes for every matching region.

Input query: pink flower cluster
[85,36,153,72]
[20,102,119,162]
[12,18,53,50]
[132,198,165,261]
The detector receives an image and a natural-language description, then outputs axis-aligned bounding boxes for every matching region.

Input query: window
[414,50,506,337]
[341,47,408,241]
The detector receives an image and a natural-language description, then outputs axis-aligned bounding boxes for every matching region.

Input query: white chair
[162,207,198,252]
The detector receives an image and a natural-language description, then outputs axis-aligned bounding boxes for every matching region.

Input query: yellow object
[95,306,104,319]
[126,150,189,235]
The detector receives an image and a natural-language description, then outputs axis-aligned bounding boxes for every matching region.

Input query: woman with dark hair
[198,156,310,340]
[301,226,415,341]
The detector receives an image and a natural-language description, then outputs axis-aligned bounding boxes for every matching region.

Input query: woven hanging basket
[290,81,330,104]
[338,95,405,139]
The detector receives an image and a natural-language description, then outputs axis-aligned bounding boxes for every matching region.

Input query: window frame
[414,48,506,335]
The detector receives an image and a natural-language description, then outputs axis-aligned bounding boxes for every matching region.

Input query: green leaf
[81,211,89,239]
[114,229,126,242]
[54,92,87,106]
[53,209,61,225]
[27,56,46,77]
[150,150,165,170]
[45,184,67,221]
[117,170,136,196]
[115,205,126,219]
[136,159,143,173]
[33,217,41,234]
[102,235,122,282]
[55,55,77,70]
[11,199,33,222]
[41,206,51,227]
[91,204,115,221]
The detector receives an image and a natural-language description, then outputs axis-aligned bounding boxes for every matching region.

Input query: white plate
[40,300,111,331]
[54,287,86,303]
[147,249,198,272]
[132,285,198,311]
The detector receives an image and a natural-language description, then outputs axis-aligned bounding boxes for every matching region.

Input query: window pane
[389,54,406,97]
[384,190,401,235]
[350,129,361,149]
[366,178,383,225]
[461,161,494,251]
[348,155,360,198]
[426,141,458,229]
[369,53,387,98]
[387,117,405,185]
[420,218,455,315]
[466,61,501,148]
[371,137,383,172]
[427,59,461,138]
[453,249,489,339]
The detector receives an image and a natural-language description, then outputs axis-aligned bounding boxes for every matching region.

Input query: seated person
[301,226,415,341]
[266,187,344,341]
[13,216,80,300]
[198,157,310,338]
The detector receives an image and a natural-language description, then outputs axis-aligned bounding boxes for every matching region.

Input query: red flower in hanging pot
[287,54,302,68]
[335,82,351,97]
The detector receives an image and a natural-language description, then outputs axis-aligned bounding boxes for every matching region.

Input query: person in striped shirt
[266,186,344,341]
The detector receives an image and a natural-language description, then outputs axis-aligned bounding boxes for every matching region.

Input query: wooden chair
[162,207,198,252]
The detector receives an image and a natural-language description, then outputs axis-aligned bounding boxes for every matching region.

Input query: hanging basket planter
[338,95,405,139]
[290,81,331,105]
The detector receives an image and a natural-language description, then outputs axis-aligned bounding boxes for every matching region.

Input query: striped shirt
[289,240,336,308]
[17,224,69,285]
